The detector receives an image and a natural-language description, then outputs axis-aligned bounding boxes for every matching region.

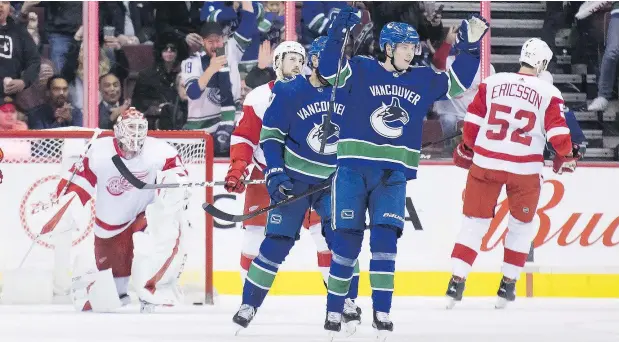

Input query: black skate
[324,312,342,341]
[495,276,516,309]
[342,298,362,336]
[372,310,393,341]
[445,275,466,309]
[232,304,256,334]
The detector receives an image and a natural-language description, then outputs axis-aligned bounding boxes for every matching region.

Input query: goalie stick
[111,155,265,189]
[203,132,463,223]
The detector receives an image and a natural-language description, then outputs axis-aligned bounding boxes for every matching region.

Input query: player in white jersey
[57,108,191,312]
[225,41,341,296]
[447,38,581,309]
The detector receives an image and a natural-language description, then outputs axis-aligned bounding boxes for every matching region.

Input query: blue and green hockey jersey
[318,39,481,180]
[259,75,345,184]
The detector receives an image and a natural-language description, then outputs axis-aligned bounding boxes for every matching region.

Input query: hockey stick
[203,180,331,222]
[18,128,102,268]
[320,2,356,153]
[111,155,265,189]
[203,132,460,222]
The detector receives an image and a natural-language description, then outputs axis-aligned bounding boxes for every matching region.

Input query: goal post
[0,129,215,305]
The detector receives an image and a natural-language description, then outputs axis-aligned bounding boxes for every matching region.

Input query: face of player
[388,43,416,70]
[281,53,304,77]
[202,34,224,56]
[100,74,121,104]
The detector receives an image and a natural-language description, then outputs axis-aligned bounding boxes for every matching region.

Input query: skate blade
[326,330,337,342]
[375,329,392,342]
[344,320,360,337]
[234,324,246,336]
[495,297,509,309]
[445,297,458,310]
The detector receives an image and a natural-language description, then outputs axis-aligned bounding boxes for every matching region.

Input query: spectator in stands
[300,1,347,47]
[98,73,129,129]
[0,1,40,103]
[155,74,188,130]
[587,2,619,111]
[155,2,204,54]
[132,33,188,129]
[99,2,156,46]
[366,1,443,56]
[28,76,83,128]
[0,99,28,130]
[22,2,82,71]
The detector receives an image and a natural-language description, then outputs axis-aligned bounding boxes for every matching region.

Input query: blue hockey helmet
[307,36,328,67]
[379,22,420,52]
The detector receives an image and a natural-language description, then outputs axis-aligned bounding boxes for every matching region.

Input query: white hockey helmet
[519,38,553,75]
[272,41,306,80]
[113,107,148,156]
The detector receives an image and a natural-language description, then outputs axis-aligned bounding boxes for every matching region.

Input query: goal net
[0,129,214,305]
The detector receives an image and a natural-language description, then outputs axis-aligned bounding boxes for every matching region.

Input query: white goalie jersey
[56,136,188,238]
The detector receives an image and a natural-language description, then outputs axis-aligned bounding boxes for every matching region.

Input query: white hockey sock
[451,216,491,279]
[240,225,266,285]
[114,276,130,296]
[502,215,535,280]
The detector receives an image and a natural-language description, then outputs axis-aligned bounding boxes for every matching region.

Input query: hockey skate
[232,304,256,334]
[342,298,362,336]
[372,310,393,341]
[445,276,466,309]
[495,276,516,309]
[324,311,342,341]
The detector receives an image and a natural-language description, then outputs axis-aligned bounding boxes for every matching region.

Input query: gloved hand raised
[327,6,361,41]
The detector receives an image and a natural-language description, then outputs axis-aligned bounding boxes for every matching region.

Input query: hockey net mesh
[0,130,213,304]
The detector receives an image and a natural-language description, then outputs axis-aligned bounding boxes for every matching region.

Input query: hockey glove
[453,142,474,169]
[265,168,293,203]
[224,160,249,194]
[455,14,489,55]
[552,143,582,175]
[327,6,361,41]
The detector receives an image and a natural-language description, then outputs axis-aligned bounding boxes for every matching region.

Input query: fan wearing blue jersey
[232,36,359,333]
[318,7,489,338]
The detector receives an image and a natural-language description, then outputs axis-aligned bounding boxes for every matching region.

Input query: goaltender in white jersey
[57,108,191,312]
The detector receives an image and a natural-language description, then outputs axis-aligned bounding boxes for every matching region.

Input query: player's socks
[369,225,397,315]
[326,230,363,314]
[241,236,294,309]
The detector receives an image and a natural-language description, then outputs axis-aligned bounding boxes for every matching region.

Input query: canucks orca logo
[370,97,410,138]
[307,114,340,155]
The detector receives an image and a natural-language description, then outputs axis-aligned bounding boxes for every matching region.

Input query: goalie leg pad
[71,268,122,312]
[369,224,398,313]
[242,235,295,308]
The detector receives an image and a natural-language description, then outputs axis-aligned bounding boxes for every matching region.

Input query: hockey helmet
[273,40,306,79]
[519,38,553,75]
[379,22,420,54]
[307,36,328,67]
[114,107,148,156]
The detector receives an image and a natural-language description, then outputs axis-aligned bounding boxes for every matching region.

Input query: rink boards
[1,161,618,298]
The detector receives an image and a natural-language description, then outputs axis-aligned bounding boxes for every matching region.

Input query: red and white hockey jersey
[57,137,187,238]
[463,72,572,175]
[229,80,275,170]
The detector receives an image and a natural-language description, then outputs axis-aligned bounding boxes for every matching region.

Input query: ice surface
[0,295,618,342]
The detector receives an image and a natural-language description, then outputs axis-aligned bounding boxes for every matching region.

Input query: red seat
[121,45,155,78]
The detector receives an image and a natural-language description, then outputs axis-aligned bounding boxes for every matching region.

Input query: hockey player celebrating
[225,41,335,287]
[318,7,489,337]
[447,38,580,309]
[57,108,191,312]
[232,36,361,332]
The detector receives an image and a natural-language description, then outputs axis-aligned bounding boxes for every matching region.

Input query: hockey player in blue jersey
[318,7,489,338]
[232,36,361,333]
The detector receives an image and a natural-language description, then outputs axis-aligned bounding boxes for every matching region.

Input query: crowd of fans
[0,1,617,157]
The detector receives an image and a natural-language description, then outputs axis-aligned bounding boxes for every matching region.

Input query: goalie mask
[114,107,148,157]
[273,41,306,80]
[519,38,553,76]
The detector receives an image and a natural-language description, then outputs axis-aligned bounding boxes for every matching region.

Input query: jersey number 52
[485,103,535,146]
